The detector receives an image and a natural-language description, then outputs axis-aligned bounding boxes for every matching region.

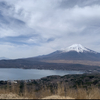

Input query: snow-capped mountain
[62,44,97,53]
[0,44,99,69]
[33,44,100,61]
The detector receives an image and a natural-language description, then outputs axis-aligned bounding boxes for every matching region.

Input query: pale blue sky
[0,0,100,59]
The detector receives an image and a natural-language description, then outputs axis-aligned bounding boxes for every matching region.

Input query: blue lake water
[0,68,84,80]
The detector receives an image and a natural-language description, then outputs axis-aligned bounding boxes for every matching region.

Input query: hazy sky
[0,0,100,59]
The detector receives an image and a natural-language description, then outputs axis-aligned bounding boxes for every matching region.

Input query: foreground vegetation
[1,73,100,99]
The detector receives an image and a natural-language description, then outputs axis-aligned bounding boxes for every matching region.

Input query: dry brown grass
[59,86,100,99]
[52,82,100,99]
[0,82,100,99]
[42,95,74,99]
[0,93,28,99]
[42,86,100,99]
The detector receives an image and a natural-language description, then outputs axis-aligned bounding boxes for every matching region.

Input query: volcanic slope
[30,44,100,61]
[29,44,100,66]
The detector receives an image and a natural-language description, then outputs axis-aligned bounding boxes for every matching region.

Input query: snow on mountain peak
[62,44,97,53]
[66,44,88,52]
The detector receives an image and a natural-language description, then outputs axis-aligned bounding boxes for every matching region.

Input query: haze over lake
[0,68,84,80]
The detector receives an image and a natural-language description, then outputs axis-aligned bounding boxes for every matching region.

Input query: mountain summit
[62,44,97,53]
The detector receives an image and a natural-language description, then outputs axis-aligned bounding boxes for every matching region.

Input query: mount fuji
[33,44,100,61]
[0,44,100,70]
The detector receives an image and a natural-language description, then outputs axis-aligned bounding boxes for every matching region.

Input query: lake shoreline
[0,68,84,81]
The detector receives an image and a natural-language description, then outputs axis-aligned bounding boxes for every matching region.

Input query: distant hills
[0,57,8,60]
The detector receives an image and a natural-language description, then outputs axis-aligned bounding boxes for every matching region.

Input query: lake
[0,68,84,80]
